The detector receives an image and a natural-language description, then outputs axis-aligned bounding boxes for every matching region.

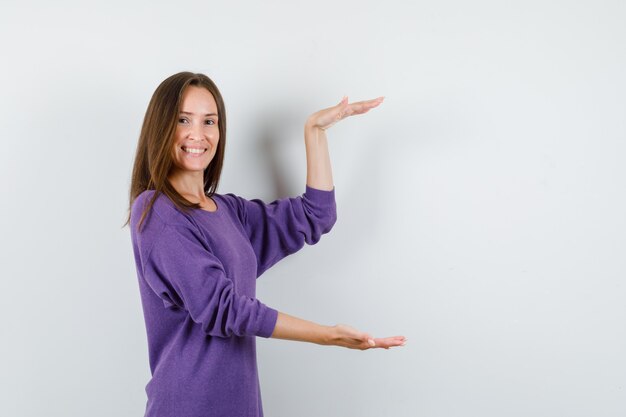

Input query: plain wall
[1,1,624,416]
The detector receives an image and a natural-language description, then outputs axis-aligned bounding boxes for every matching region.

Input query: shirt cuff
[256,305,279,338]
[304,185,336,207]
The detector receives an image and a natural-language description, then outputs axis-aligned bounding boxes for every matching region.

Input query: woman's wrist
[271,311,334,345]
[304,117,323,131]
[321,324,336,346]
[303,122,333,191]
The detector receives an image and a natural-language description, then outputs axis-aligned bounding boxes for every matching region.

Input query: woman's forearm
[270,311,333,345]
[269,311,407,350]
[304,122,334,191]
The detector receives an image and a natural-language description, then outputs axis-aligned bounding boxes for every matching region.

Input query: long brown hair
[123,71,227,232]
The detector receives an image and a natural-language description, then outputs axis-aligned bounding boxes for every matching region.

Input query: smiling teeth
[183,147,206,154]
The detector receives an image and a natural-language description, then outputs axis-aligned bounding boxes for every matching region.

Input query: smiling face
[170,85,220,175]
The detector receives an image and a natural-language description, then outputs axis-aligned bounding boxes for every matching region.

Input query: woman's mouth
[181,146,207,156]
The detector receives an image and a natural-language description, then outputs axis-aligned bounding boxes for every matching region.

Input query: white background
[1,1,624,416]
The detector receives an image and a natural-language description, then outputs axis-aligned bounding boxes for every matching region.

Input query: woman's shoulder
[131,190,196,232]
[214,190,256,213]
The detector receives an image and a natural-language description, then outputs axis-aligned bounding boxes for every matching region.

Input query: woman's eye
[178,118,214,125]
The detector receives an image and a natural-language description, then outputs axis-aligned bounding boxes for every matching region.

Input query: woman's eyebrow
[179,111,218,116]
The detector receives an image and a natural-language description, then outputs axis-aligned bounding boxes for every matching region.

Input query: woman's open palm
[330,323,406,351]
[307,96,384,131]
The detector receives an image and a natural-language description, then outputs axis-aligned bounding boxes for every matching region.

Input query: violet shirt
[130,185,336,417]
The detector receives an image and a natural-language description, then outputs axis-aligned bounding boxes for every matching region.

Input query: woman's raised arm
[304,95,384,191]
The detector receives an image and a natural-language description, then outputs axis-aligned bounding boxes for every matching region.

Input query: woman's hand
[306,96,384,131]
[326,323,406,351]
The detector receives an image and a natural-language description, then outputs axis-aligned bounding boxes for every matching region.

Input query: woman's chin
[172,162,210,174]
[175,157,213,172]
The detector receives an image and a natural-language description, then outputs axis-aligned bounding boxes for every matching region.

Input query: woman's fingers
[338,96,384,117]
[307,96,384,130]
[360,336,406,350]
[331,324,407,350]
[345,96,384,116]
[373,336,407,349]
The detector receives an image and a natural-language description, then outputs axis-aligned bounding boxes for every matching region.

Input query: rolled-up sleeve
[229,185,337,277]
[141,222,279,338]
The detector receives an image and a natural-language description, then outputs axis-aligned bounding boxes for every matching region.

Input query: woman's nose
[189,122,204,139]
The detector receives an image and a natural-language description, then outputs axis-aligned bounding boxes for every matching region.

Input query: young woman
[125,71,406,417]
